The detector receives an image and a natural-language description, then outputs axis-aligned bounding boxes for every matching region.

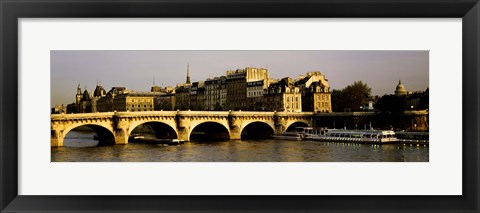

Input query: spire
[77,83,82,95]
[186,63,191,84]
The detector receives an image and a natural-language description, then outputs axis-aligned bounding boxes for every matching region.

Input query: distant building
[156,93,176,110]
[175,83,191,110]
[295,72,332,113]
[393,81,429,110]
[112,92,156,112]
[66,83,167,113]
[246,80,265,110]
[226,67,269,110]
[51,104,67,114]
[190,81,205,110]
[362,98,375,111]
[96,87,127,112]
[205,76,227,110]
[150,85,176,110]
[96,87,161,112]
[58,66,337,113]
[226,69,247,110]
[264,77,302,112]
[395,80,408,96]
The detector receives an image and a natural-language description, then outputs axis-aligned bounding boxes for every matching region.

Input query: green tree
[332,81,372,112]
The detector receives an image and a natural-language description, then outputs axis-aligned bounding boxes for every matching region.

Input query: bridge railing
[115,111,178,117]
[51,112,115,120]
[51,110,355,120]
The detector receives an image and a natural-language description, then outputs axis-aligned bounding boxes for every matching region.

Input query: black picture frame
[1,0,479,212]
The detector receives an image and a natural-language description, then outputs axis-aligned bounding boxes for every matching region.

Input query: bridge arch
[128,121,178,139]
[189,121,230,141]
[240,121,275,139]
[285,121,310,132]
[61,123,115,146]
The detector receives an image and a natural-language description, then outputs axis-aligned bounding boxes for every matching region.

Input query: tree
[331,89,345,112]
[375,94,407,113]
[331,81,372,112]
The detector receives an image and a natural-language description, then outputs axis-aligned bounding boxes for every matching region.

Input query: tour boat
[311,129,398,144]
[294,127,328,140]
[272,132,303,140]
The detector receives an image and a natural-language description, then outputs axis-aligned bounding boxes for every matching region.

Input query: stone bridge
[51,111,314,147]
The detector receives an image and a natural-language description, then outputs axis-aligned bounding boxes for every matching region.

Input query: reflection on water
[52,131,429,162]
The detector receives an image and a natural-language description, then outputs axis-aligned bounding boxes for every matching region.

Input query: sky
[51,50,429,107]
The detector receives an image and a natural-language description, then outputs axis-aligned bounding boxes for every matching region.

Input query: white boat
[294,127,328,140]
[311,129,398,144]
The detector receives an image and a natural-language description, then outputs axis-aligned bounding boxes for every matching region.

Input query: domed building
[93,84,107,97]
[68,83,107,113]
[395,80,408,96]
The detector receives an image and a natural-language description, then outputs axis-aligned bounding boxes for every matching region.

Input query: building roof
[395,80,407,95]
[93,85,106,97]
[82,89,91,101]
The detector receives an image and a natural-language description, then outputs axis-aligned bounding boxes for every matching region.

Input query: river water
[51,131,429,162]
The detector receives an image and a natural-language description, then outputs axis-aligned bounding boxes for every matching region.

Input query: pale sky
[51,50,428,107]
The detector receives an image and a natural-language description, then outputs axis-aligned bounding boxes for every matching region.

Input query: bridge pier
[229,127,241,140]
[114,119,130,145]
[51,138,64,147]
[177,128,190,141]
[51,130,64,147]
[114,129,129,145]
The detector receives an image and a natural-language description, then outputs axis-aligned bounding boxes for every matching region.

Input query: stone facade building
[96,87,127,112]
[264,77,302,112]
[190,81,205,110]
[70,83,107,113]
[96,87,161,112]
[68,84,163,113]
[51,104,67,114]
[295,72,332,113]
[226,67,270,110]
[205,76,227,110]
[112,92,156,112]
[175,83,191,110]
[246,80,265,110]
[226,70,247,110]
[62,67,333,114]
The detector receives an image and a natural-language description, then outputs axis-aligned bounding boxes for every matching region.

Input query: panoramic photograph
[50,50,429,162]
